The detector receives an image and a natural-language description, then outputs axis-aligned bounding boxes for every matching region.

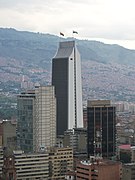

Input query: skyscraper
[87,100,116,158]
[17,86,56,153]
[52,41,83,135]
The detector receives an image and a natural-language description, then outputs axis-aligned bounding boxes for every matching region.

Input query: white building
[17,86,56,153]
[34,86,56,152]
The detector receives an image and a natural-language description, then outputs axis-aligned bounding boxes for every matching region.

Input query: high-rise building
[17,86,56,153]
[87,100,116,158]
[52,41,83,135]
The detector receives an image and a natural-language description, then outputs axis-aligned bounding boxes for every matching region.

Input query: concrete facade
[122,163,135,180]
[17,86,56,153]
[3,150,49,180]
[0,120,17,150]
[76,158,122,180]
[49,147,73,179]
[63,128,87,154]
[34,86,56,152]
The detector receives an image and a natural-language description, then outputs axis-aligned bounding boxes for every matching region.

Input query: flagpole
[72,30,78,43]
[73,30,78,39]
[72,31,74,39]
[59,32,64,43]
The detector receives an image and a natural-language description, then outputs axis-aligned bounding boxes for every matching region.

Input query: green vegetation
[0,94,16,103]
[0,108,16,119]
[0,95,17,119]
[0,28,135,66]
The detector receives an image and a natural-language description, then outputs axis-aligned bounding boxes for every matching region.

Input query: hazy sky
[0,0,135,49]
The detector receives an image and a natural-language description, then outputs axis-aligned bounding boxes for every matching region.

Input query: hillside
[0,28,135,102]
[0,28,135,65]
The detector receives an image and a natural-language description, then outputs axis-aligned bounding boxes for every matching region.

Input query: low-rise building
[0,147,3,178]
[122,163,135,180]
[3,150,49,179]
[118,145,135,163]
[76,157,122,180]
[131,146,135,162]
[65,171,76,180]
[49,147,73,179]
[2,155,16,180]
[63,128,87,154]
[0,119,17,150]
[118,144,131,163]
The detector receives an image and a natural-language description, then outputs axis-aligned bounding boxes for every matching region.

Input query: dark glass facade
[52,58,68,135]
[52,41,83,136]
[87,105,116,158]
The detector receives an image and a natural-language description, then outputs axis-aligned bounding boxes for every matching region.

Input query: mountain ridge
[0,28,135,65]
[0,28,135,102]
